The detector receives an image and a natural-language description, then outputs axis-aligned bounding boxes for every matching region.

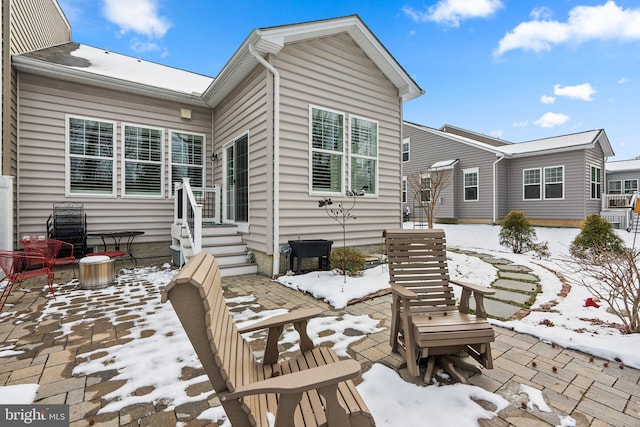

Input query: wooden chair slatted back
[386,229,457,312]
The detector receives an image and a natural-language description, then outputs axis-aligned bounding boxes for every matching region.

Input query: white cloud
[530,6,552,20]
[494,1,640,56]
[103,0,170,39]
[540,95,555,104]
[490,130,503,138]
[403,0,503,27]
[534,112,570,128]
[553,83,596,101]
[618,77,630,84]
[513,120,528,127]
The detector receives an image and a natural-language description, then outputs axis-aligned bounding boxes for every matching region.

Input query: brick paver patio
[1,262,639,426]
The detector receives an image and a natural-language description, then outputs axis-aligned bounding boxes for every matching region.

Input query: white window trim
[624,179,639,194]
[543,165,564,200]
[608,180,622,194]
[349,113,379,197]
[419,172,431,204]
[589,164,602,200]
[402,137,410,163]
[402,176,407,203]
[463,167,479,202]
[169,129,206,198]
[222,131,250,233]
[309,105,346,197]
[522,168,542,201]
[65,114,117,198]
[120,122,165,199]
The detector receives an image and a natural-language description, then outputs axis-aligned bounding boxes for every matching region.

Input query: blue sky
[58,0,640,160]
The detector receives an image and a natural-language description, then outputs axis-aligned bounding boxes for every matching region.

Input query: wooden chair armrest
[450,279,495,296]
[451,279,493,318]
[237,307,322,333]
[222,359,361,399]
[238,307,322,365]
[390,282,418,299]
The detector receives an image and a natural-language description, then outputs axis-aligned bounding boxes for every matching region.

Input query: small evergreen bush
[570,214,624,258]
[330,247,366,277]
[499,211,537,254]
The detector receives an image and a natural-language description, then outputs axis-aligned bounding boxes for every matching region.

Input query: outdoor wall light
[211,152,219,161]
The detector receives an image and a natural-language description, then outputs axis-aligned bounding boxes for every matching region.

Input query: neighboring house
[403,122,614,227]
[601,158,640,230]
[1,0,72,250]
[6,7,423,276]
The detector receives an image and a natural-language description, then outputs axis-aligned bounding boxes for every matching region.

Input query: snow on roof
[606,158,640,172]
[68,44,214,95]
[498,130,603,155]
[430,159,459,170]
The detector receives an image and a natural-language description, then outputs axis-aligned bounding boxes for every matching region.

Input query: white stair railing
[174,178,203,255]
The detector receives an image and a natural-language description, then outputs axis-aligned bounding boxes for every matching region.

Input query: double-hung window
[402,138,410,162]
[123,124,163,197]
[624,179,638,194]
[310,107,344,194]
[544,166,564,199]
[67,116,116,196]
[170,131,205,194]
[402,176,407,203]
[608,180,622,194]
[420,174,431,203]
[463,168,478,201]
[590,166,602,199]
[350,116,378,195]
[523,168,541,200]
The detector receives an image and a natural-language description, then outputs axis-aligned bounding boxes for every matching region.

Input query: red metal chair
[0,250,55,313]
[20,237,77,278]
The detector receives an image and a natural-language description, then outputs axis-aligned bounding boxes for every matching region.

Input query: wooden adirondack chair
[162,252,375,427]
[385,229,495,383]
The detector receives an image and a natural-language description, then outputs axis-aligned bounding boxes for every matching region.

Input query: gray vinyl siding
[584,144,605,215]
[607,170,640,192]
[16,73,212,247]
[9,0,70,55]
[507,150,590,221]
[213,67,270,253]
[402,124,497,222]
[496,159,509,219]
[274,33,403,248]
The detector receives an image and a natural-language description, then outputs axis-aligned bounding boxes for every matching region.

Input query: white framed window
[590,165,602,199]
[463,168,478,201]
[402,138,410,162]
[608,180,622,194]
[420,173,431,203]
[122,123,164,197]
[624,179,638,194]
[310,106,344,194]
[402,176,407,203]
[350,115,378,195]
[66,115,116,196]
[523,168,541,200]
[544,165,564,199]
[170,130,205,195]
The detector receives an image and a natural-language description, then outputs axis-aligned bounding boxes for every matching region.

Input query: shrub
[330,247,366,277]
[570,214,624,258]
[499,211,537,253]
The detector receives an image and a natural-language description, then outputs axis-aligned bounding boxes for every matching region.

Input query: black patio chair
[46,202,88,258]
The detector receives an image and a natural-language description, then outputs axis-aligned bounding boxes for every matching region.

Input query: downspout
[492,154,505,224]
[248,43,281,277]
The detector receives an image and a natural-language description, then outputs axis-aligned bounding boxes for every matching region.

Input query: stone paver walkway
[1,261,639,426]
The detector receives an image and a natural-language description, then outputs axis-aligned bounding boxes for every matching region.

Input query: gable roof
[606,158,640,172]
[406,122,614,158]
[499,129,614,157]
[12,15,423,108]
[203,15,424,106]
